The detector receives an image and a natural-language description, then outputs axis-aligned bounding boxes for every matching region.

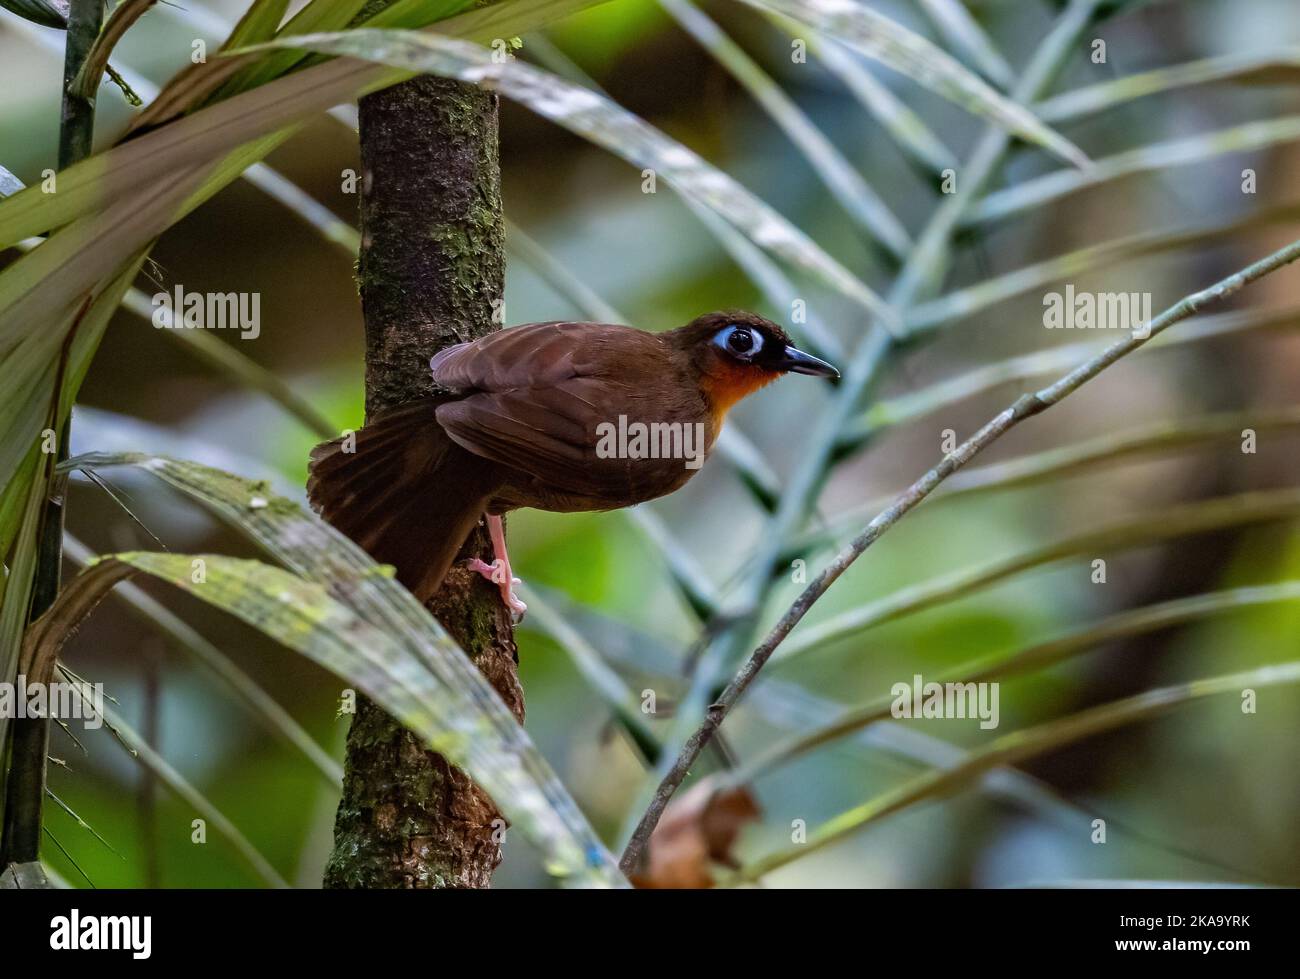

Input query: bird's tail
[307,399,503,602]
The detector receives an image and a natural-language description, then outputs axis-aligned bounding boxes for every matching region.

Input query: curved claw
[465,557,527,622]
[466,557,500,582]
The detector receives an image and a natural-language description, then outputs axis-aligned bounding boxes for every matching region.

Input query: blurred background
[2,0,1299,887]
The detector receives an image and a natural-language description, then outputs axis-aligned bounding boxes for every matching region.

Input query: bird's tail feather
[307,399,502,602]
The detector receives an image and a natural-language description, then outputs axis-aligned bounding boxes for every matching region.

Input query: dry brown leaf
[631,778,760,889]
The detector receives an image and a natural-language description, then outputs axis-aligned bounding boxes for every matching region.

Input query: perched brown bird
[307,311,838,618]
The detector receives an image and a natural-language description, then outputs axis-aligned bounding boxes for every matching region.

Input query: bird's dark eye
[714,324,764,359]
[729,329,754,352]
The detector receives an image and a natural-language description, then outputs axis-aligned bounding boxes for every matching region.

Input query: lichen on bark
[322,73,522,890]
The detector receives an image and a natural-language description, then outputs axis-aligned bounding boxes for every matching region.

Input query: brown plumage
[307,311,838,611]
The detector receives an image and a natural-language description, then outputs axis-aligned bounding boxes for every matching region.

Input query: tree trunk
[322,75,523,889]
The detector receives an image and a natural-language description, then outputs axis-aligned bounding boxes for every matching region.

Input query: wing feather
[431,322,711,506]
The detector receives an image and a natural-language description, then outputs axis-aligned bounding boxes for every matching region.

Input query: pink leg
[465,514,527,621]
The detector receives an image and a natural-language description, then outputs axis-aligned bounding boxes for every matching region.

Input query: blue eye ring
[714,324,763,359]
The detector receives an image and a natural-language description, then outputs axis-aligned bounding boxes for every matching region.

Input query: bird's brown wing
[431,322,706,505]
[437,383,635,501]
[307,399,504,602]
[430,321,603,391]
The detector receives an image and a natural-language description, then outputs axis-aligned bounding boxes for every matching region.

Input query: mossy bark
[322,75,522,889]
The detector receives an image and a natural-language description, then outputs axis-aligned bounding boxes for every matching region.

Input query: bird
[306,311,839,620]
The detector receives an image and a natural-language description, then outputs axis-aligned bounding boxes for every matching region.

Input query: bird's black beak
[777,345,840,378]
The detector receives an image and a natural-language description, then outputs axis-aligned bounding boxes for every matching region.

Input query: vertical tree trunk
[322,75,523,889]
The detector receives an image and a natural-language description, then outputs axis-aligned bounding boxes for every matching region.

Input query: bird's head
[669,311,839,420]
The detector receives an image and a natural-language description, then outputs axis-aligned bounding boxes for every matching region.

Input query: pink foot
[465,515,527,622]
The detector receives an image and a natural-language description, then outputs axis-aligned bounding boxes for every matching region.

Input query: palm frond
[734,660,1300,883]
[56,452,625,886]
